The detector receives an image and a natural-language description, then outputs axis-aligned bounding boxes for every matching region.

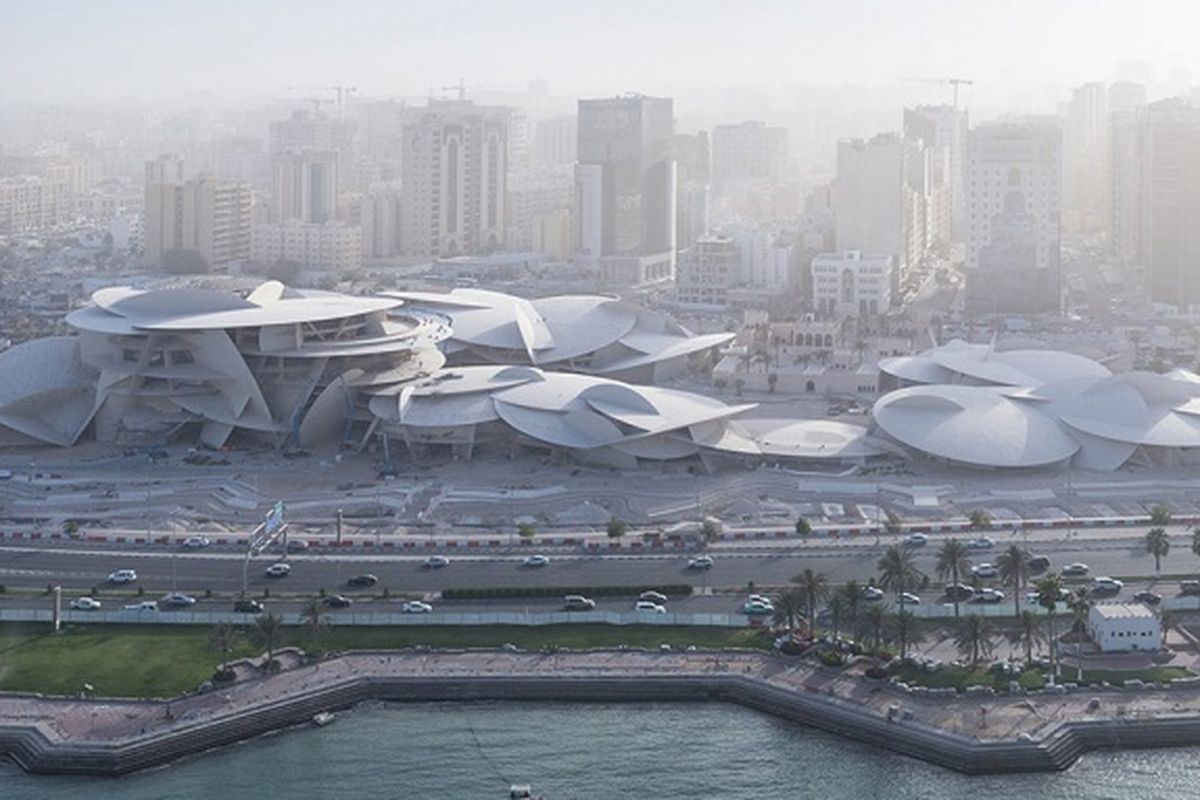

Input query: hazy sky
[3,0,1198,105]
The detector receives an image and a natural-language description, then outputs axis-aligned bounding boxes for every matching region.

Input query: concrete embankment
[3,650,1200,777]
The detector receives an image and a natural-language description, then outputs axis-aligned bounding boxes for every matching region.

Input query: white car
[635,600,667,614]
[181,536,211,549]
[747,593,773,606]
[403,600,433,613]
[862,586,885,601]
[123,600,158,612]
[967,536,995,550]
[522,554,550,567]
[1061,562,1089,576]
[1091,576,1124,593]
[159,592,197,607]
[638,590,669,604]
[264,562,291,577]
[1027,588,1071,605]
[742,599,774,615]
[687,555,715,570]
[898,592,921,606]
[902,533,928,547]
[971,563,999,579]
[107,569,138,584]
[423,555,451,568]
[970,588,1005,604]
[70,597,101,611]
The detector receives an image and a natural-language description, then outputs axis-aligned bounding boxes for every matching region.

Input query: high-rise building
[360,182,403,259]
[0,176,72,234]
[965,119,1062,313]
[711,121,788,189]
[400,100,509,258]
[575,94,676,287]
[143,156,253,272]
[1109,83,1148,267]
[903,105,968,237]
[1063,82,1111,233]
[1138,100,1200,305]
[672,131,710,251]
[252,220,361,274]
[271,150,339,224]
[534,115,577,166]
[676,235,739,306]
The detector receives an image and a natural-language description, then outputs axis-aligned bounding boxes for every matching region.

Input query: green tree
[791,569,830,631]
[62,519,80,536]
[1149,504,1173,527]
[891,609,923,662]
[968,509,992,530]
[209,622,237,676]
[794,517,812,536]
[517,522,536,540]
[300,597,330,650]
[840,581,862,642]
[826,592,849,641]
[1008,610,1045,668]
[1034,573,1065,682]
[877,545,923,597]
[699,518,721,542]
[771,587,807,632]
[1065,587,1094,682]
[953,615,995,667]
[606,518,627,539]
[862,603,887,654]
[1145,527,1170,574]
[935,538,971,618]
[996,544,1030,620]
[254,612,283,672]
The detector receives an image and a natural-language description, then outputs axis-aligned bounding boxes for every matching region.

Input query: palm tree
[826,592,848,642]
[841,581,862,642]
[254,612,283,672]
[794,517,812,536]
[791,569,830,631]
[300,597,330,650]
[771,587,807,632]
[954,615,995,668]
[877,545,923,597]
[968,509,992,530]
[1034,573,1064,682]
[891,609,923,662]
[1150,504,1173,527]
[209,622,237,676]
[1065,587,1094,682]
[1191,528,1200,573]
[1146,527,1170,575]
[862,603,887,654]
[1008,611,1045,668]
[935,538,971,618]
[996,544,1030,620]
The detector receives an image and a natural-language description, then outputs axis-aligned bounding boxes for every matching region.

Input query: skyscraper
[270,150,339,224]
[143,156,253,272]
[965,120,1062,313]
[672,131,710,251]
[710,120,788,189]
[400,99,509,258]
[575,94,676,287]
[1063,82,1110,233]
[1109,83,1148,267]
[903,105,968,237]
[1138,99,1200,305]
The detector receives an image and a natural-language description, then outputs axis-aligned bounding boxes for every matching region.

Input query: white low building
[1088,603,1162,652]
[811,251,892,317]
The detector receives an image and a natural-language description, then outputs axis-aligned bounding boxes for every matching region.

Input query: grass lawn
[0,623,767,698]
[895,663,1046,692]
[1077,666,1192,686]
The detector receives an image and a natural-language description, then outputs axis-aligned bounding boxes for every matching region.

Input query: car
[563,594,597,611]
[747,593,773,605]
[1181,580,1200,596]
[122,600,158,612]
[687,555,715,570]
[347,573,379,588]
[861,586,885,602]
[638,590,668,604]
[159,592,197,608]
[1090,576,1124,594]
[233,599,264,613]
[898,592,921,606]
[423,555,451,568]
[635,600,667,614]
[970,588,1005,604]
[70,597,101,611]
[967,536,995,551]
[403,600,433,613]
[1026,588,1071,606]
[264,562,291,577]
[971,563,998,579]
[742,599,775,615]
[285,539,309,552]
[107,569,138,584]
[902,533,928,547]
[1133,590,1162,606]
[1026,555,1051,573]
[522,554,550,567]
[181,535,211,549]
[944,583,975,601]
[323,594,353,608]
[1062,562,1090,576]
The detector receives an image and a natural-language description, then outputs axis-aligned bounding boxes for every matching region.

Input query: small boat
[312,712,335,727]
[509,785,533,799]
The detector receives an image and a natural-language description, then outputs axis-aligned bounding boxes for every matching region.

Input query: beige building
[271,150,338,224]
[143,157,253,271]
[252,220,362,274]
[0,175,73,234]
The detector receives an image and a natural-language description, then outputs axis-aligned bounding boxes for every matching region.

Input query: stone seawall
[4,651,1200,777]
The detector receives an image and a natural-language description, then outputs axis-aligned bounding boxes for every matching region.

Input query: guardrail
[2,608,746,628]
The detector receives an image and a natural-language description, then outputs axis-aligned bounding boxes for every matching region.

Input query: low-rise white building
[1088,603,1162,652]
[252,220,362,274]
[811,251,892,317]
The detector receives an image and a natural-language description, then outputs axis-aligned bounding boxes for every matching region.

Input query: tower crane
[285,85,358,117]
[439,79,521,101]
[902,76,975,107]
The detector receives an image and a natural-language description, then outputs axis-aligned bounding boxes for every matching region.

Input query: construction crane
[439,79,521,102]
[285,85,358,118]
[902,76,975,108]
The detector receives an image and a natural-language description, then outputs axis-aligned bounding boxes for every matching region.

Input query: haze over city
[6,2,1200,798]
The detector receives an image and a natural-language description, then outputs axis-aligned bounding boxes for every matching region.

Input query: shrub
[441,584,695,601]
[817,649,845,668]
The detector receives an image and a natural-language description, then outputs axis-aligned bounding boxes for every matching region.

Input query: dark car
[1026,555,1051,573]
[1133,590,1162,606]
[347,573,379,588]
[943,583,975,602]
[324,594,354,608]
[233,599,264,614]
[1181,580,1200,596]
